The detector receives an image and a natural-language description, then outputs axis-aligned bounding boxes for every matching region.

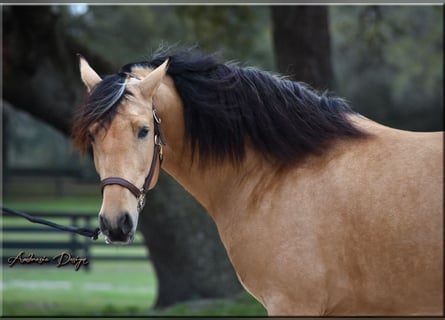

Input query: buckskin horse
[72,48,443,316]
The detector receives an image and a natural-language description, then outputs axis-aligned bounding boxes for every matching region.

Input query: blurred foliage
[62,4,443,130]
[5,5,443,172]
[330,5,443,131]
[62,5,274,70]
[45,5,445,131]
[176,6,273,68]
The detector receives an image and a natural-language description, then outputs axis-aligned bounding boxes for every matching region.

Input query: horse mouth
[104,232,135,245]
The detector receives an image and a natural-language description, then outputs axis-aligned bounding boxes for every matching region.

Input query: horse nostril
[99,215,111,235]
[100,212,133,243]
[118,212,133,235]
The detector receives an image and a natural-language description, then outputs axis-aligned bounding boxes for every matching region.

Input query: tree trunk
[2,5,242,308]
[2,6,113,135]
[271,6,333,90]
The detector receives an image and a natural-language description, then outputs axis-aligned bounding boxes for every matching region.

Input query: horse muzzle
[99,212,135,244]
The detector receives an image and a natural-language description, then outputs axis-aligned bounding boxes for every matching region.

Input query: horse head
[76,56,169,244]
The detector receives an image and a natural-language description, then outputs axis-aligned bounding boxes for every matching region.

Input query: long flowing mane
[73,47,367,165]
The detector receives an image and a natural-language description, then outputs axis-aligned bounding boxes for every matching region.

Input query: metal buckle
[154,134,161,146]
[154,134,164,163]
[159,145,164,163]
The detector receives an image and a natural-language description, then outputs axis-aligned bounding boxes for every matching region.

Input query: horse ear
[138,58,171,99]
[78,54,102,92]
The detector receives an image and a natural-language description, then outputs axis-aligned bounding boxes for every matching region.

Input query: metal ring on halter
[153,109,161,124]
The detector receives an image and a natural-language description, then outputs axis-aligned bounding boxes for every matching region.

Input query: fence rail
[2,211,148,270]
[3,171,98,198]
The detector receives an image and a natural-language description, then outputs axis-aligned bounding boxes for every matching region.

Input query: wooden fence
[2,212,149,271]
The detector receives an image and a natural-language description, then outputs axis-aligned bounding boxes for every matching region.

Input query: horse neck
[154,78,275,222]
[164,143,275,225]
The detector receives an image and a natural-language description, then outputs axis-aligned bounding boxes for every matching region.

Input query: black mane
[81,47,366,166]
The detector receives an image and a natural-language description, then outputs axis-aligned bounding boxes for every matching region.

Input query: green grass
[2,261,157,316]
[2,261,266,316]
[150,293,267,316]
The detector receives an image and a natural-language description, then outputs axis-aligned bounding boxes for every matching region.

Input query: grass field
[2,254,265,317]
[3,259,265,317]
[2,261,156,316]
[2,193,266,316]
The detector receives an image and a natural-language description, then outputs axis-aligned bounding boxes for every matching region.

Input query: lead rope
[1,207,101,240]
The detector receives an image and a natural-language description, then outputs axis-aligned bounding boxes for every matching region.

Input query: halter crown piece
[100,108,166,212]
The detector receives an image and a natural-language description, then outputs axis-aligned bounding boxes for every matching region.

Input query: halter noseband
[100,109,166,212]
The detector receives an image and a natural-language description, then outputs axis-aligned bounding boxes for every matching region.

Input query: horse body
[157,86,443,315]
[74,49,443,315]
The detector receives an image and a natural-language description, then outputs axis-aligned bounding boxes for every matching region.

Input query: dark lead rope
[1,207,101,240]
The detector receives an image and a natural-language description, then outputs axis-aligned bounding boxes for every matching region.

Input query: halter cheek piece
[100,109,166,212]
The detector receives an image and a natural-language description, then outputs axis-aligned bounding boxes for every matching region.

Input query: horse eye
[138,127,149,139]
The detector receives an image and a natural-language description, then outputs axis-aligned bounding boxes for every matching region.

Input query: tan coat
[79,59,443,316]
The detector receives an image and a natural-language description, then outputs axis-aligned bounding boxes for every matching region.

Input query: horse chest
[217,196,332,312]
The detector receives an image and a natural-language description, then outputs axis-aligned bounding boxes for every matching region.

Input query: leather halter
[100,109,166,212]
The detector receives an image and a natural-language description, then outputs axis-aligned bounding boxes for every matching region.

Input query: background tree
[2,6,112,135]
[330,5,443,131]
[271,6,333,89]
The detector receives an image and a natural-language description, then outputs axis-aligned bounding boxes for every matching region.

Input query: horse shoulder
[209,118,442,315]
